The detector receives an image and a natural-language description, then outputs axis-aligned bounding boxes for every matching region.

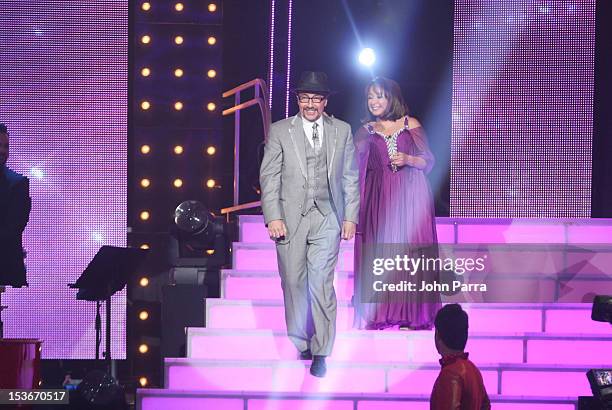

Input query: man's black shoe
[310,355,327,377]
[299,349,312,360]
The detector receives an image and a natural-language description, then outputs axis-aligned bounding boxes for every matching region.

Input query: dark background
[223,0,612,217]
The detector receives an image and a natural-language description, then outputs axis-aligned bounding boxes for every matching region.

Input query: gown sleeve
[409,126,435,174]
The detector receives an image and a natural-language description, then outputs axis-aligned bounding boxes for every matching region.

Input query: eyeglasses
[298,95,325,104]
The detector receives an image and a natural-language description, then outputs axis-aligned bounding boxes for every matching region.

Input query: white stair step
[206,299,610,334]
[186,327,612,366]
[137,388,580,410]
[164,358,594,398]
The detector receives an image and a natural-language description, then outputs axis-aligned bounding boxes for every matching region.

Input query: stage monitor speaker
[161,285,206,359]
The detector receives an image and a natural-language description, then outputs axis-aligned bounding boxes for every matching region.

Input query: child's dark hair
[434,304,469,351]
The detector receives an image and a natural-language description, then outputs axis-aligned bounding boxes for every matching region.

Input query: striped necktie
[312,122,320,153]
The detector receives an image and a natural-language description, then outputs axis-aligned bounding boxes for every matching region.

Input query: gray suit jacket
[260,113,359,241]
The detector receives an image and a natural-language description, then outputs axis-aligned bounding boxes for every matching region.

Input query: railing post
[234,91,241,206]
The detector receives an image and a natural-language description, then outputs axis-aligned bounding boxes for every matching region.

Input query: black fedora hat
[292,71,332,95]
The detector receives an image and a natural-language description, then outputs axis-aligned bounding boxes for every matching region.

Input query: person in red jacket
[430,304,491,410]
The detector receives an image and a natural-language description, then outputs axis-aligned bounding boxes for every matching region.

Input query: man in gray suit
[260,71,359,377]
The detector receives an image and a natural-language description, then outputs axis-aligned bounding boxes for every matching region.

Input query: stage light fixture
[141,2,151,11]
[207,102,216,111]
[140,244,150,250]
[174,101,184,111]
[139,277,150,287]
[207,69,217,78]
[173,145,184,155]
[140,145,151,154]
[173,178,183,188]
[175,2,184,12]
[138,377,148,387]
[140,211,150,221]
[174,35,184,45]
[141,67,151,77]
[208,3,217,12]
[172,200,226,261]
[174,68,184,78]
[139,311,149,321]
[140,178,151,188]
[207,36,217,45]
[206,249,215,255]
[358,48,376,67]
[141,35,151,45]
[206,146,216,155]
[206,179,216,189]
[141,101,151,110]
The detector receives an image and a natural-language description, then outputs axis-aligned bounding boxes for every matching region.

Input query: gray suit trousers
[275,207,341,356]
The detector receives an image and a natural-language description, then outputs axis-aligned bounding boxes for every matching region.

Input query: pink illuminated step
[221,270,354,302]
[165,359,387,393]
[238,215,457,244]
[501,368,591,397]
[232,242,612,285]
[186,328,612,365]
[239,215,612,245]
[206,299,355,331]
[189,328,535,364]
[527,338,612,366]
[164,360,593,399]
[137,390,578,410]
[206,299,601,335]
[233,243,355,271]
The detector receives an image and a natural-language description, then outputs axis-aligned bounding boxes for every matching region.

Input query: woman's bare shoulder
[407,116,422,130]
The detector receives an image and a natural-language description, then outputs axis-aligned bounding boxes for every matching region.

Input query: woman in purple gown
[353,77,441,330]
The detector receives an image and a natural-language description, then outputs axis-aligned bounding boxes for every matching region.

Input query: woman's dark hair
[434,303,469,351]
[363,77,409,122]
[0,123,7,134]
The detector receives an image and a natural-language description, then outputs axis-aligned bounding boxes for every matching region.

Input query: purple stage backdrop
[450,0,595,217]
[0,1,127,358]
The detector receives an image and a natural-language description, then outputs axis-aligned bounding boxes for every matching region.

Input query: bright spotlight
[358,48,376,67]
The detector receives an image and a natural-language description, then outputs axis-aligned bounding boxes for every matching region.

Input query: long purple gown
[353,118,441,330]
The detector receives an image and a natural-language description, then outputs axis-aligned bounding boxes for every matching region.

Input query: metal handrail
[222,78,271,210]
